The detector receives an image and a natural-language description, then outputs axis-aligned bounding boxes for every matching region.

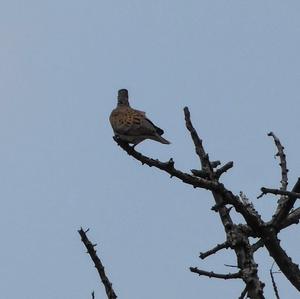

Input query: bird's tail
[152,134,171,144]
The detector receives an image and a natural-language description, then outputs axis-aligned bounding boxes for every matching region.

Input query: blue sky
[1,1,300,298]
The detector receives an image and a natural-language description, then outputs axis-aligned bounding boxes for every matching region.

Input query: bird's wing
[126,108,158,136]
[144,118,164,135]
[109,107,148,135]
[132,108,166,136]
[110,107,164,137]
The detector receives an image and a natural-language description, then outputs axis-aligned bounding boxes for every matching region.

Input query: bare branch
[200,241,230,259]
[270,263,281,299]
[251,239,264,253]
[252,208,300,253]
[224,264,239,268]
[183,108,266,294]
[215,161,234,178]
[114,137,220,191]
[247,207,300,239]
[92,291,95,299]
[115,109,267,297]
[257,187,300,200]
[210,160,221,168]
[272,178,300,228]
[184,106,211,171]
[280,208,300,229]
[268,132,288,191]
[250,223,300,290]
[115,112,300,292]
[191,169,210,179]
[184,108,267,298]
[78,228,117,299]
[114,137,264,231]
[238,286,248,299]
[261,232,300,291]
[190,267,242,280]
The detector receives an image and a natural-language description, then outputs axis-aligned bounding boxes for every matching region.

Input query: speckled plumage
[110,89,170,146]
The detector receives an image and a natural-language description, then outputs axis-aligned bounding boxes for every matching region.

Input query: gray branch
[190,267,242,280]
[200,241,230,259]
[78,228,117,299]
[268,132,288,192]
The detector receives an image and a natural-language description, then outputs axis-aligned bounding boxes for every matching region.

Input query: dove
[110,89,171,146]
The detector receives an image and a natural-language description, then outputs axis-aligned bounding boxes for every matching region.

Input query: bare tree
[79,107,300,299]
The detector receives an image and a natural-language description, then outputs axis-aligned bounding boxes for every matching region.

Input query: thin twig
[92,291,95,299]
[270,262,281,299]
[200,241,230,259]
[257,187,300,200]
[224,264,239,268]
[215,161,234,178]
[190,267,242,279]
[268,132,288,192]
[78,228,117,299]
[184,107,211,171]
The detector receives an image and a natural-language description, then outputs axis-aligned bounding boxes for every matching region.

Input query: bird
[110,89,171,146]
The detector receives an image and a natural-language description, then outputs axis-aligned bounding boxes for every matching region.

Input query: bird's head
[117,89,130,106]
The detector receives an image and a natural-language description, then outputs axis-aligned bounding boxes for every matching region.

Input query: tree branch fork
[79,106,300,299]
[112,107,300,298]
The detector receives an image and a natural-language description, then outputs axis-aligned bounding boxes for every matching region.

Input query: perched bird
[110,89,171,146]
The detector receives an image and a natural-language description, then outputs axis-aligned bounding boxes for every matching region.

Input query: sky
[1,1,300,298]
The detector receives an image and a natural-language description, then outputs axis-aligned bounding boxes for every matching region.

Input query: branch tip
[78,230,117,299]
[190,267,241,280]
[200,241,229,259]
